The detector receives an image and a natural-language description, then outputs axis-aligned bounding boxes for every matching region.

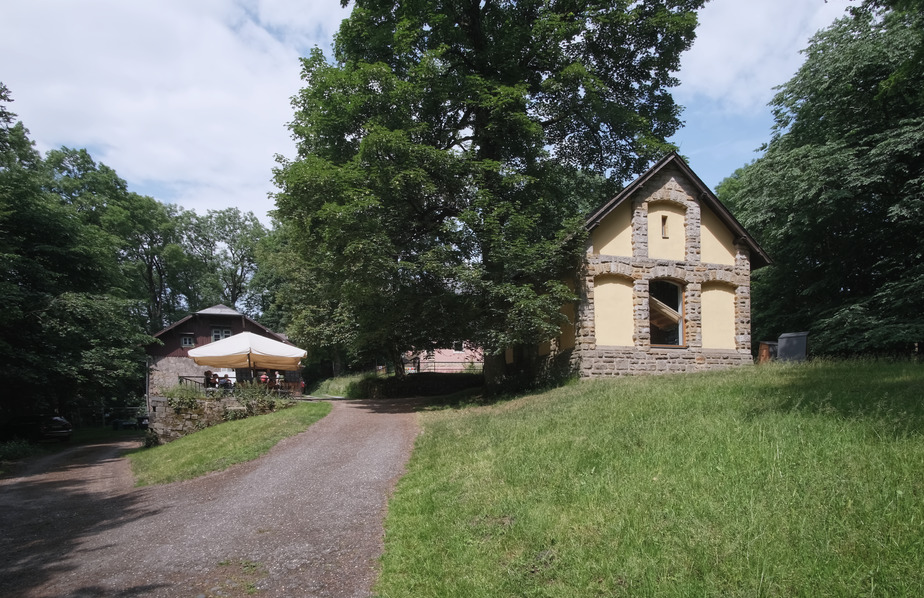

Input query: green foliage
[182,207,268,313]
[0,439,41,462]
[274,1,705,385]
[353,372,484,400]
[377,360,924,596]
[232,381,294,415]
[161,384,206,401]
[166,396,200,413]
[717,7,924,354]
[307,372,378,398]
[162,383,203,413]
[0,87,155,414]
[0,84,274,418]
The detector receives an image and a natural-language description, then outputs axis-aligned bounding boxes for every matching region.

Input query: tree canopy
[717,4,924,354]
[1,84,270,417]
[273,0,704,383]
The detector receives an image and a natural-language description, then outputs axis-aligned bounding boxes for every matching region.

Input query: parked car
[111,416,149,431]
[0,415,72,442]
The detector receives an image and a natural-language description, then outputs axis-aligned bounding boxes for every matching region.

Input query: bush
[355,373,484,399]
[0,439,40,461]
[308,372,376,398]
[163,384,206,412]
[143,429,160,448]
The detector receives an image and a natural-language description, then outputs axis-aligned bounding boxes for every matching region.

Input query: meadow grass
[375,359,924,597]
[307,372,378,398]
[128,401,330,486]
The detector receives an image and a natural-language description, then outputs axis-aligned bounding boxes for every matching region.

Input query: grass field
[307,372,377,398]
[128,401,330,486]
[375,360,924,597]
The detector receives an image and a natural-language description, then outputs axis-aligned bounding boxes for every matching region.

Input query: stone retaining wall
[148,395,283,443]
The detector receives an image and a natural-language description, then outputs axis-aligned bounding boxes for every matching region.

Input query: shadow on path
[0,442,166,597]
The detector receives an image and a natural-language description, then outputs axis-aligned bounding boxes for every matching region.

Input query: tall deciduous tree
[204,208,268,310]
[717,5,924,354]
[0,85,152,415]
[274,0,704,383]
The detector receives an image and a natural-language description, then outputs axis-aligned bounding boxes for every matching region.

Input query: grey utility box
[777,332,809,361]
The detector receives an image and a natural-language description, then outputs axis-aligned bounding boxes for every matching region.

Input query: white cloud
[0,0,349,221]
[674,0,852,114]
[1,0,857,221]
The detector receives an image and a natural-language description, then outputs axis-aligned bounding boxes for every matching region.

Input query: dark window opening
[650,280,684,346]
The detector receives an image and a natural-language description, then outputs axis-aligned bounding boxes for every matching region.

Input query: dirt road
[0,399,419,598]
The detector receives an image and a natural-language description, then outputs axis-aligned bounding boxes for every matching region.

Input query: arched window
[649,280,684,346]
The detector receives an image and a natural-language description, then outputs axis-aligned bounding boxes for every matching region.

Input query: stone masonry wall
[572,167,754,377]
[148,395,280,443]
[149,356,211,395]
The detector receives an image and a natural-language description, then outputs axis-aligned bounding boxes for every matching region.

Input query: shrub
[0,439,40,461]
[163,384,206,412]
[142,429,160,448]
[355,373,484,399]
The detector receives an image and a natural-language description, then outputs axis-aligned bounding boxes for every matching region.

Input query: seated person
[204,371,214,388]
[219,374,233,389]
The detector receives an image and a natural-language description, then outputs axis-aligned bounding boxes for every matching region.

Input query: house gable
[585,152,772,270]
[566,152,769,377]
[146,304,293,393]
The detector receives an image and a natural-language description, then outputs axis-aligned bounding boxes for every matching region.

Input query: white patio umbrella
[187,332,306,371]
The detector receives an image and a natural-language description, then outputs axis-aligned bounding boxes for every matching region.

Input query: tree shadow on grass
[0,443,168,597]
[743,360,924,438]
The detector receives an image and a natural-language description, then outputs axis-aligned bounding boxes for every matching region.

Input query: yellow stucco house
[555,152,771,376]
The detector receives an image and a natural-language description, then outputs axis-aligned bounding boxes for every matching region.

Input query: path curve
[0,399,419,598]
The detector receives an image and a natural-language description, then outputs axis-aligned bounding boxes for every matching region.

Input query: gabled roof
[196,304,241,316]
[585,152,771,269]
[152,304,290,344]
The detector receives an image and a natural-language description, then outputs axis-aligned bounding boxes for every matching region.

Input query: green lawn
[128,401,330,486]
[375,360,924,597]
[307,371,378,398]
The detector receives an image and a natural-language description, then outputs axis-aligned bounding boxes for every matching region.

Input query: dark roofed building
[146,304,292,394]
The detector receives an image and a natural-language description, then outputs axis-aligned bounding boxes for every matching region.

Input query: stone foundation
[576,346,753,377]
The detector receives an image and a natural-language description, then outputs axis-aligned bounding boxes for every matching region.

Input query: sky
[1,0,852,223]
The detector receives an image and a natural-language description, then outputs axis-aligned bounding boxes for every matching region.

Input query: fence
[177,375,302,396]
[405,361,484,374]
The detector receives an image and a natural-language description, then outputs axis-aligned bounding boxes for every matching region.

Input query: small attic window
[661,215,669,238]
[181,335,195,348]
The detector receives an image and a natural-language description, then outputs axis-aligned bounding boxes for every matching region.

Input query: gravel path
[0,399,420,598]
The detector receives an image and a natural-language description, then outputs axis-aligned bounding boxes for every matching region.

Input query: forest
[1,0,921,418]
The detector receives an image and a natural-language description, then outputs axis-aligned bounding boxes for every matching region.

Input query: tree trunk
[483,351,507,390]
